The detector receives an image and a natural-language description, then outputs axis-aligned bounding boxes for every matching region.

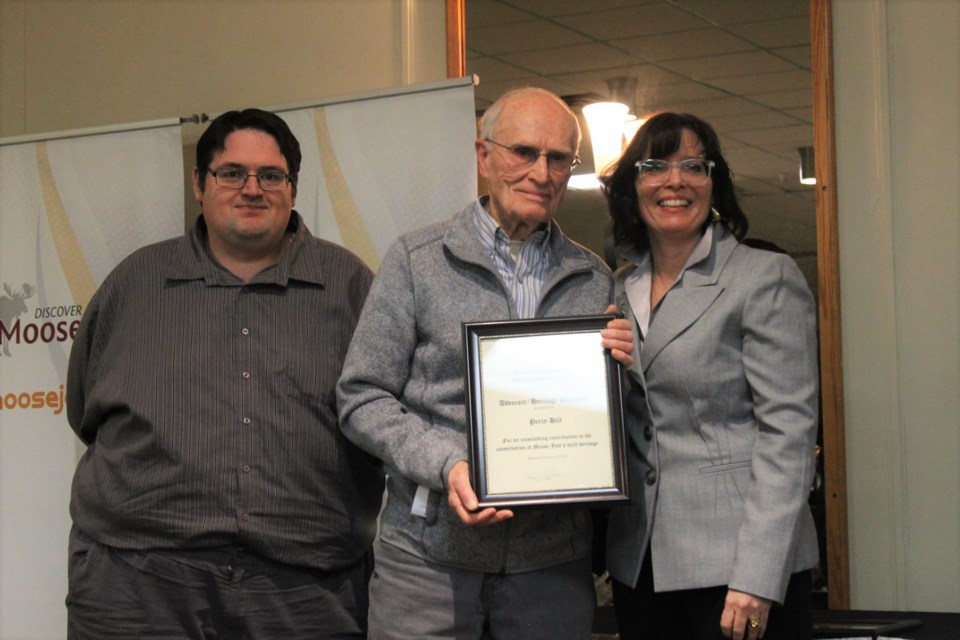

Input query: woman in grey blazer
[601,113,819,640]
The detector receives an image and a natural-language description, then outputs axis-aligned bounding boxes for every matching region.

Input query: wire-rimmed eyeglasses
[207,166,294,191]
[635,158,715,187]
[485,138,581,175]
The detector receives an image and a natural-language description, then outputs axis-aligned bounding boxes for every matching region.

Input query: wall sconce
[798,146,816,185]
[567,77,644,191]
[568,101,630,190]
[583,101,629,176]
[622,116,644,145]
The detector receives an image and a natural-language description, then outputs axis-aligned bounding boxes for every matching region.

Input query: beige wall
[1,0,448,233]
[833,0,960,612]
[0,0,447,137]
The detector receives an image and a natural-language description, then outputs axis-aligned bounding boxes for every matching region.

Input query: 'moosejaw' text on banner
[0,123,184,637]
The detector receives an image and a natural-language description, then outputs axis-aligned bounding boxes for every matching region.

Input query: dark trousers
[612,552,812,640]
[66,526,372,640]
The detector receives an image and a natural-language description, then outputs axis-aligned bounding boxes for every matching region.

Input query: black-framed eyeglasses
[485,138,581,175]
[206,166,294,191]
[634,158,715,186]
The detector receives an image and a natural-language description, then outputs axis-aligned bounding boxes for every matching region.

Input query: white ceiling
[464,0,818,292]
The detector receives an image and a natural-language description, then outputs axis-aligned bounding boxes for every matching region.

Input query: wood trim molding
[811,0,850,610]
[445,0,465,78]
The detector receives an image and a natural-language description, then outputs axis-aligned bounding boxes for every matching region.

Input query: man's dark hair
[195,108,302,195]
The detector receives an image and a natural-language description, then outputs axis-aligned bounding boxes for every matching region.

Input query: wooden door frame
[810,0,849,610]
[445,0,850,609]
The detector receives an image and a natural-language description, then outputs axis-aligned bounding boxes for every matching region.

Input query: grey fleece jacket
[337,202,615,573]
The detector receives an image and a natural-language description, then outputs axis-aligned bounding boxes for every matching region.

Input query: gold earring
[710,207,721,223]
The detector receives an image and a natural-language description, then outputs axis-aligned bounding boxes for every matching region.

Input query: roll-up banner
[0,76,477,638]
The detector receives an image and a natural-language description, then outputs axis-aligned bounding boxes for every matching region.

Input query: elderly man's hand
[602,304,635,366]
[447,460,514,526]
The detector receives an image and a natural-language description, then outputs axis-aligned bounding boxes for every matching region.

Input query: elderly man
[337,87,633,638]
[66,108,384,639]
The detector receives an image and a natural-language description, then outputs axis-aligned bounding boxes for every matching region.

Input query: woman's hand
[602,304,635,366]
[720,589,772,640]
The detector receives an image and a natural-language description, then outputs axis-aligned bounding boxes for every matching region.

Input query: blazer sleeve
[728,253,819,601]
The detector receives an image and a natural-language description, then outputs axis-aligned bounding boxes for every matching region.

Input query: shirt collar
[165,210,321,287]
[472,196,551,254]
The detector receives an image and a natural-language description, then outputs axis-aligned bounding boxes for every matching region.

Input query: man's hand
[602,304,635,366]
[447,460,514,526]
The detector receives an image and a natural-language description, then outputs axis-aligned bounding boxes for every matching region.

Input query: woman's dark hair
[601,112,748,252]
[195,108,302,196]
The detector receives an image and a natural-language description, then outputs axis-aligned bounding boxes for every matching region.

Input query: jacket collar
[443,199,599,278]
[630,223,739,372]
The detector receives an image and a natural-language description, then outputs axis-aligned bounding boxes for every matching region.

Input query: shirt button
[242,513,250,522]
[645,469,657,486]
[242,371,250,380]
[644,425,653,441]
[242,464,250,473]
[241,327,250,336]
[242,417,251,425]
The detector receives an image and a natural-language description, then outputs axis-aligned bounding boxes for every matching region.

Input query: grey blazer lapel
[640,228,738,372]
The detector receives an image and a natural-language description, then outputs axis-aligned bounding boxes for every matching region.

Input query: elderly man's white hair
[478,87,582,151]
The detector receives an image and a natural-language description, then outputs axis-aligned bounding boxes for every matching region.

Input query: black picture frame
[463,315,629,508]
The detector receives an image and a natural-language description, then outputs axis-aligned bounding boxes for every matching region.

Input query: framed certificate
[463,315,629,507]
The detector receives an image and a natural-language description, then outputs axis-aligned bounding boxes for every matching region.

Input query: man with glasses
[66,108,384,638]
[337,87,634,638]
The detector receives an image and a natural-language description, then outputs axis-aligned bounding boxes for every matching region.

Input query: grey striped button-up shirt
[67,212,384,570]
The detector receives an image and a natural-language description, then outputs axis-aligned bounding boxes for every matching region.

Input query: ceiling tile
[498,42,640,75]
[648,95,763,119]
[727,17,811,48]
[671,0,808,25]
[467,20,591,56]
[708,110,805,134]
[636,82,730,114]
[466,0,535,28]
[613,28,755,62]
[709,69,811,95]
[773,45,812,68]
[658,50,797,80]
[500,0,655,19]
[749,88,813,110]
[782,106,813,124]
[466,55,540,82]
[733,123,813,147]
[552,2,712,40]
[553,64,688,99]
